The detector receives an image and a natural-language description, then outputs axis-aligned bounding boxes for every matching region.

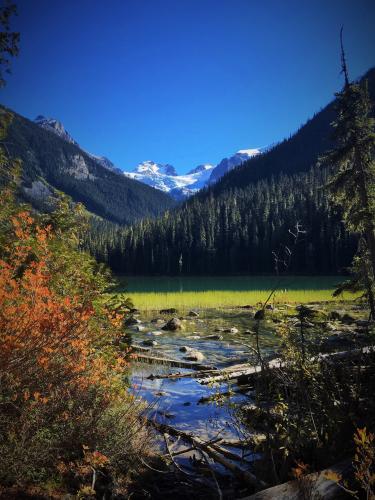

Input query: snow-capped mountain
[209,148,261,184]
[124,161,214,200]
[34,115,262,200]
[123,150,260,200]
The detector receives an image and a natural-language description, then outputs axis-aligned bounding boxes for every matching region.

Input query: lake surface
[121,275,342,293]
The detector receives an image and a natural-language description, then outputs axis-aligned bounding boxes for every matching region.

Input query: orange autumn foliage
[0,207,128,439]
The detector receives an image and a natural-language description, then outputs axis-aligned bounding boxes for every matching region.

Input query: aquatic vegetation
[115,288,355,311]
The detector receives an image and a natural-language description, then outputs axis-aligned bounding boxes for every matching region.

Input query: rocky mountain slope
[2,107,175,225]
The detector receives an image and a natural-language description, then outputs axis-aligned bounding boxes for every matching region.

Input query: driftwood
[147,362,255,382]
[198,345,375,386]
[149,420,267,490]
[148,367,219,380]
[220,435,267,449]
[240,460,351,499]
[133,353,214,371]
[197,359,284,385]
[130,344,150,353]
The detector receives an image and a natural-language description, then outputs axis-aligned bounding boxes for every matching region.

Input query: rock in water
[188,310,199,317]
[341,313,355,324]
[125,316,142,326]
[223,327,239,334]
[142,339,158,347]
[179,346,192,353]
[159,308,178,314]
[184,351,205,362]
[162,317,184,331]
[328,310,342,321]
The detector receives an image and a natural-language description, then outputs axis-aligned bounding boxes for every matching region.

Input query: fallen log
[133,353,214,371]
[146,362,251,381]
[220,435,267,449]
[147,367,219,380]
[198,345,375,385]
[149,420,267,490]
[197,359,283,385]
[239,460,351,499]
[130,344,150,353]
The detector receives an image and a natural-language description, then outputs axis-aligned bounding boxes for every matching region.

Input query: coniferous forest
[85,167,357,275]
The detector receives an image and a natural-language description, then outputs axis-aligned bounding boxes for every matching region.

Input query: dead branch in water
[148,420,267,490]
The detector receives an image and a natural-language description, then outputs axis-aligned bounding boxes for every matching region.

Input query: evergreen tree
[322,39,375,317]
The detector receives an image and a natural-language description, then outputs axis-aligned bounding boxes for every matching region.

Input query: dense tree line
[83,166,357,275]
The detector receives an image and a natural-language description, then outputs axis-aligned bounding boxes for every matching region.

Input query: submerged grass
[120,289,356,311]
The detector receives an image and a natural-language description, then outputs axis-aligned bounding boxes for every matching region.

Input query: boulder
[356,319,371,328]
[179,346,192,353]
[223,327,239,334]
[341,313,356,325]
[125,316,142,326]
[142,339,158,347]
[159,308,177,314]
[162,317,184,331]
[188,310,200,317]
[328,310,342,321]
[183,350,205,362]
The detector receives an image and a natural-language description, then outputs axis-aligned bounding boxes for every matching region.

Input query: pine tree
[322,35,375,317]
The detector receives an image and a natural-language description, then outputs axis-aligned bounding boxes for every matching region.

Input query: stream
[127,309,280,467]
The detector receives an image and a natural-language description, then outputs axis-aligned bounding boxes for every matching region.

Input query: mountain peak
[236,148,261,156]
[133,161,178,177]
[208,148,261,184]
[34,115,77,145]
[187,164,214,175]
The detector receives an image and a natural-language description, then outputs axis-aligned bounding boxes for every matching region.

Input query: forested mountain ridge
[83,68,375,275]
[84,166,357,275]
[201,67,375,197]
[1,105,175,224]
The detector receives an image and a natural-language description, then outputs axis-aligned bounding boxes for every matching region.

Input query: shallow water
[129,310,280,442]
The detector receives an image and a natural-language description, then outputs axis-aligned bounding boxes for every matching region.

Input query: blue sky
[1,0,375,173]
